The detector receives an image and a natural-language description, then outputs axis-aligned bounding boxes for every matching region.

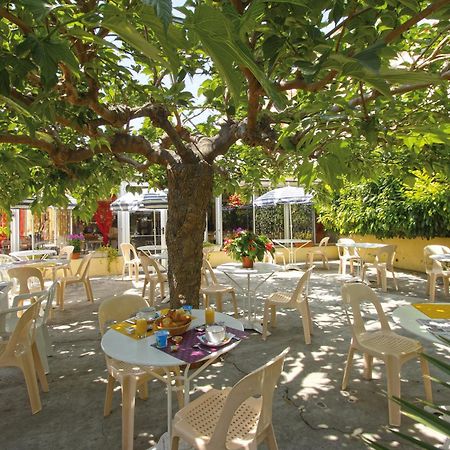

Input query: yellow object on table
[413,303,450,319]
[111,321,155,340]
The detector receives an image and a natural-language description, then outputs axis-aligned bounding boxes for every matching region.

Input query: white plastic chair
[0,254,14,281]
[171,347,289,450]
[56,253,94,309]
[361,244,398,292]
[48,245,74,280]
[337,238,361,276]
[0,300,48,414]
[341,282,433,426]
[306,236,329,269]
[140,254,168,305]
[200,259,238,318]
[120,243,141,282]
[423,245,450,302]
[262,267,314,343]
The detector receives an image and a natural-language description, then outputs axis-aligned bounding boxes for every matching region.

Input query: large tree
[0,0,449,306]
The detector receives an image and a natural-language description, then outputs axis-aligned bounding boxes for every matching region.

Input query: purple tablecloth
[152,326,247,364]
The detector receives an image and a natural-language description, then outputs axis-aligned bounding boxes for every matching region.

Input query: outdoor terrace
[0,261,448,450]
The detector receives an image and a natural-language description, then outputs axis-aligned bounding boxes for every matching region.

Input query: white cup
[205,325,226,345]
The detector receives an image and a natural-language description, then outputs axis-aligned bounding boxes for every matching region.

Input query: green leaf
[0,95,34,117]
[421,352,450,376]
[378,68,441,85]
[141,0,173,31]
[190,5,287,109]
[139,5,183,72]
[389,430,437,450]
[102,4,167,68]
[354,41,386,73]
[391,396,450,437]
[0,70,10,96]
[15,0,55,19]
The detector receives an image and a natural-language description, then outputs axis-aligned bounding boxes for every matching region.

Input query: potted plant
[67,233,84,259]
[223,229,275,268]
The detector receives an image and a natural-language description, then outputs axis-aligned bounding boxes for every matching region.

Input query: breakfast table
[392,302,450,345]
[101,309,245,449]
[216,262,283,333]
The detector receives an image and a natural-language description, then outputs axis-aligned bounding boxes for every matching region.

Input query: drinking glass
[135,318,147,339]
[205,306,215,325]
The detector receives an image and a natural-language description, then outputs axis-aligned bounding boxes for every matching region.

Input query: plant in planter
[67,233,84,258]
[97,245,119,272]
[223,229,274,268]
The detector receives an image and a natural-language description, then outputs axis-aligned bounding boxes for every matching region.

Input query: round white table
[137,245,167,255]
[101,309,243,447]
[0,258,67,272]
[216,262,283,333]
[392,304,450,344]
[10,249,57,260]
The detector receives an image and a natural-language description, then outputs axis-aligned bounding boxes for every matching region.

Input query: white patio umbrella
[110,192,143,212]
[139,190,168,210]
[253,186,314,253]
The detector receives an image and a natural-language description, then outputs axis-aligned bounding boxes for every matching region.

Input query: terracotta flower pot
[241,256,254,269]
[72,252,81,260]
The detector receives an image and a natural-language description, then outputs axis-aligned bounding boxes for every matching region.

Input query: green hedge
[317,174,450,239]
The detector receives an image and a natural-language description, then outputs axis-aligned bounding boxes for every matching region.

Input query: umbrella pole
[289,203,293,263]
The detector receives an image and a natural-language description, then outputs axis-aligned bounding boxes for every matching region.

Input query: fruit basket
[154,309,193,336]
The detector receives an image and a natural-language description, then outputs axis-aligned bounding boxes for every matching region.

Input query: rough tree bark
[166,160,214,308]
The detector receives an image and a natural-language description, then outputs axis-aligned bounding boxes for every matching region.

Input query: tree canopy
[1,0,449,303]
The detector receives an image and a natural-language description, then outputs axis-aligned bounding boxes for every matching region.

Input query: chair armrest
[12,290,48,308]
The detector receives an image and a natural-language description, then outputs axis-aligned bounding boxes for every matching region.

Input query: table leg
[121,374,137,450]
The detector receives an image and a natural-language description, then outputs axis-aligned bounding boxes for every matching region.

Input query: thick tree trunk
[166,161,214,308]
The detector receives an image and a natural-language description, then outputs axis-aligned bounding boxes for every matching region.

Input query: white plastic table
[0,258,67,272]
[101,309,243,448]
[392,304,450,344]
[137,245,167,255]
[10,249,57,260]
[216,262,283,333]
[272,239,311,265]
[335,242,387,279]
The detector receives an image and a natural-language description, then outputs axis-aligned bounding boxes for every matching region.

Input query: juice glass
[205,306,215,325]
[135,318,147,339]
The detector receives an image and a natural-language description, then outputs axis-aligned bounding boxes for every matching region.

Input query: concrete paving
[1,261,449,450]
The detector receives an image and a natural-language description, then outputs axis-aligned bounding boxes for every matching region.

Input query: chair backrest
[290,266,314,306]
[341,282,390,344]
[0,254,14,263]
[140,254,164,282]
[59,246,74,260]
[120,243,138,264]
[98,294,149,335]
[75,253,93,279]
[0,300,41,362]
[318,237,329,248]
[7,267,45,294]
[424,245,450,273]
[374,244,396,270]
[41,282,57,325]
[207,347,289,447]
[337,238,358,257]
[201,259,219,286]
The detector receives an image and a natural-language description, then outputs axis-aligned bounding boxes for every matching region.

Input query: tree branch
[0,133,54,153]
[384,0,450,44]
[0,7,32,34]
